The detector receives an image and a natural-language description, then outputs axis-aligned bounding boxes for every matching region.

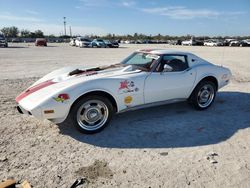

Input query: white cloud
[0,13,43,22]
[25,10,39,15]
[121,1,136,7]
[79,0,108,7]
[141,6,221,19]
[0,11,106,36]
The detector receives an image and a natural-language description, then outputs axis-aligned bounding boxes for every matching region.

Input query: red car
[35,38,47,46]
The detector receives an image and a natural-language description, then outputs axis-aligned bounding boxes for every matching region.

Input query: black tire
[189,81,216,110]
[70,95,114,134]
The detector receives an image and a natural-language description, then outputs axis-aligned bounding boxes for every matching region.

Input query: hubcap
[197,84,215,108]
[76,100,109,131]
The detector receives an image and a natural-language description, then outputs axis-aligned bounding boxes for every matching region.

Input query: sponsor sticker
[124,96,133,104]
[53,94,70,103]
[118,80,139,94]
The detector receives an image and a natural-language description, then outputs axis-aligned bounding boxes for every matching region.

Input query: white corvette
[16,49,232,134]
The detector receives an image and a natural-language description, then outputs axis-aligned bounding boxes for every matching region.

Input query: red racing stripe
[16,80,56,102]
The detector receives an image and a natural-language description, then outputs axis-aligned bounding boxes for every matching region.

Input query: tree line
[0,26,44,38]
[1,26,249,40]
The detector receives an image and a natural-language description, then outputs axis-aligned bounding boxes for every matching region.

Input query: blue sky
[0,0,249,36]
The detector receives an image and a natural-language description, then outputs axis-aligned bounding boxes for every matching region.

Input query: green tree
[20,29,31,37]
[1,26,19,37]
[34,30,44,38]
[133,33,138,40]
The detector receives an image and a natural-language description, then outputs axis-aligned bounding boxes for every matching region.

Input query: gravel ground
[0,43,250,187]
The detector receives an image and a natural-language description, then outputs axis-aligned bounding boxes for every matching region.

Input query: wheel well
[71,91,118,112]
[188,76,218,100]
[199,76,218,91]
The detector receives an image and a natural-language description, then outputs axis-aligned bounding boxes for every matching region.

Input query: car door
[144,54,196,104]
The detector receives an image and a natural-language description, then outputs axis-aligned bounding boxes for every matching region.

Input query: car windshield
[81,38,90,42]
[0,35,5,40]
[96,39,104,42]
[121,52,160,71]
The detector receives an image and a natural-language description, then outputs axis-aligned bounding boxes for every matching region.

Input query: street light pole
[69,26,72,37]
[63,17,66,36]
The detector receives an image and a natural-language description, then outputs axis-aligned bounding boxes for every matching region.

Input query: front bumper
[16,103,43,120]
[16,104,67,124]
[16,105,32,115]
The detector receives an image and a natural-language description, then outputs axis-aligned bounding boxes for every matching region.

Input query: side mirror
[162,64,173,72]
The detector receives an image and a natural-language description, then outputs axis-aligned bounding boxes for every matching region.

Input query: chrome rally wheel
[71,95,113,134]
[77,100,109,131]
[189,80,217,110]
[197,84,215,108]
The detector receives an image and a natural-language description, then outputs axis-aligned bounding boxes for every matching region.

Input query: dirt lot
[0,43,250,188]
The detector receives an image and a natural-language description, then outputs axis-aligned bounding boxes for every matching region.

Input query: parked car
[204,40,224,46]
[135,40,143,44]
[111,41,119,48]
[181,39,196,46]
[69,38,76,46]
[11,38,21,43]
[103,40,119,48]
[194,40,204,46]
[91,39,106,48]
[0,34,8,47]
[124,40,131,44]
[35,38,47,46]
[229,40,240,46]
[75,37,92,47]
[169,40,182,45]
[223,39,235,46]
[16,49,232,134]
[240,39,250,47]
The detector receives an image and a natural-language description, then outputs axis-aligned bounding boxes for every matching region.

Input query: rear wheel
[70,95,114,134]
[189,81,216,110]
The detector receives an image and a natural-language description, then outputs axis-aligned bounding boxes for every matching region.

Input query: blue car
[91,39,106,48]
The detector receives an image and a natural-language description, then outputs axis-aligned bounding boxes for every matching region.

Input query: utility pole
[69,26,72,37]
[63,17,66,36]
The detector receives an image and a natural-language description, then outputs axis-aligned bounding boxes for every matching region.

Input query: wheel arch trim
[70,89,119,114]
[189,75,219,99]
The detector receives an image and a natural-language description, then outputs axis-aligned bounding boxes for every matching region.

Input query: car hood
[16,64,142,108]
[31,64,140,87]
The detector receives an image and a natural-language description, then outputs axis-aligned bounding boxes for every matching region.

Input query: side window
[157,55,189,72]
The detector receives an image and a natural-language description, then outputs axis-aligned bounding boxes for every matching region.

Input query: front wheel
[189,81,216,110]
[70,95,114,134]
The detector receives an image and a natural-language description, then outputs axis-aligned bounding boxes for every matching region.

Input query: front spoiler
[16,104,66,124]
[16,105,32,115]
